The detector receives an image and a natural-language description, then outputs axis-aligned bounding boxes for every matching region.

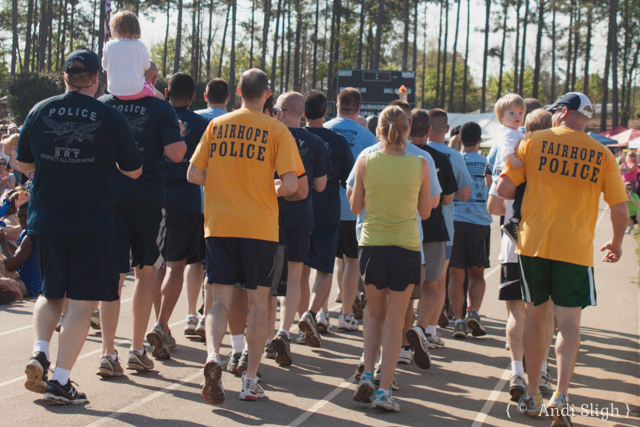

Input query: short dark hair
[304,90,327,120]
[17,200,29,211]
[410,108,430,138]
[427,108,448,133]
[389,100,411,120]
[459,121,482,147]
[205,78,229,104]
[65,61,96,88]
[167,72,195,103]
[337,88,361,113]
[263,94,275,113]
[238,69,269,101]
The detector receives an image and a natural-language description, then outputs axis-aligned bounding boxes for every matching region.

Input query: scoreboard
[336,69,416,117]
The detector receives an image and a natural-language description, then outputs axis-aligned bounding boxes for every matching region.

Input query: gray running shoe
[184,315,199,335]
[195,316,206,339]
[227,351,241,374]
[426,333,445,348]
[96,353,124,377]
[509,373,526,402]
[373,365,400,390]
[167,331,177,349]
[239,372,265,401]
[518,393,544,416]
[264,342,276,359]
[453,321,467,339]
[466,310,487,337]
[236,350,248,377]
[354,356,364,381]
[372,390,400,412]
[90,310,101,330]
[146,322,171,359]
[201,355,225,405]
[298,311,322,347]
[55,314,65,333]
[405,326,431,369]
[271,331,292,366]
[126,349,154,371]
[548,391,573,426]
[316,311,329,334]
[43,379,88,405]
[338,313,359,331]
[353,373,375,403]
[539,370,554,392]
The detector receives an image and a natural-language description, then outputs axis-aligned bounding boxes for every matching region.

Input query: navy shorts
[205,237,277,290]
[284,227,311,263]
[31,234,120,301]
[116,203,166,273]
[449,221,491,269]
[336,220,358,259]
[165,214,205,264]
[358,246,421,292]
[307,225,340,274]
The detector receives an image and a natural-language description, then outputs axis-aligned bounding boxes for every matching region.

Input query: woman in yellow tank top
[348,105,432,412]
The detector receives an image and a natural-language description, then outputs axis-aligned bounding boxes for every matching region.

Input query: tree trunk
[11,0,18,75]
[582,5,592,97]
[531,0,543,99]
[513,0,522,92]
[47,5,53,72]
[229,0,237,110]
[497,2,508,99]
[435,0,443,108]
[356,0,365,69]
[610,0,619,127]
[190,1,197,78]
[402,0,409,71]
[422,1,427,106]
[328,0,338,98]
[413,0,418,71]
[372,0,384,69]
[280,9,285,92]
[270,0,283,91]
[333,0,340,65]
[462,0,470,112]
[250,0,255,68]
[260,0,271,70]
[285,2,292,91]
[600,38,611,132]
[447,0,461,111]
[38,0,47,71]
[91,0,97,52]
[563,0,573,94]
[312,0,320,87]
[480,0,490,112]
[56,0,63,70]
[550,0,556,101]
[173,0,183,73]
[293,0,302,92]
[24,0,34,72]
[218,4,230,78]
[440,0,449,108]
[571,5,580,91]
[69,1,75,56]
[162,0,170,78]
[519,0,528,94]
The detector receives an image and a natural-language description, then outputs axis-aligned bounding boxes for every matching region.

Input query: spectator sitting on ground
[2,189,28,242]
[24,170,34,191]
[0,154,17,193]
[0,274,25,304]
[2,133,19,170]
[0,201,42,297]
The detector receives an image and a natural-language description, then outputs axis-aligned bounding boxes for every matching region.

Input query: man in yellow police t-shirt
[187,68,300,405]
[496,92,628,424]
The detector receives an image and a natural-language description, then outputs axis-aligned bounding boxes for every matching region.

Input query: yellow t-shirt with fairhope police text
[502,127,627,267]
[191,108,303,242]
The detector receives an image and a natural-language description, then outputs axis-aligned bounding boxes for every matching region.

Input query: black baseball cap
[545,92,593,119]
[459,121,482,144]
[64,49,101,74]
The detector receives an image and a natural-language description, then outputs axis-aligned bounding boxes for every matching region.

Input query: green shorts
[518,255,597,308]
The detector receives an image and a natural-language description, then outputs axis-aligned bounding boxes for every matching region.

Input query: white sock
[540,361,548,374]
[33,340,50,361]
[130,347,144,355]
[104,353,117,361]
[231,334,245,354]
[278,328,290,340]
[512,360,525,377]
[425,325,437,336]
[51,367,70,386]
[245,375,258,384]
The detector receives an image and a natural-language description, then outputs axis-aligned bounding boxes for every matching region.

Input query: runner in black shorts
[20,50,143,403]
[146,73,209,360]
[98,61,186,376]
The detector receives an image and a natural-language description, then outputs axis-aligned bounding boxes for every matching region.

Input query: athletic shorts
[518,255,597,308]
[445,245,453,260]
[116,204,166,273]
[498,262,522,301]
[423,241,446,281]
[630,215,638,225]
[336,220,358,259]
[270,244,287,296]
[410,265,426,300]
[165,214,205,264]
[205,237,277,290]
[31,234,120,301]
[284,227,311,263]
[449,221,491,269]
[307,225,340,274]
[358,246,421,292]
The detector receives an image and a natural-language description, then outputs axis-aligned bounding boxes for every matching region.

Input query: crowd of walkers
[2,9,629,427]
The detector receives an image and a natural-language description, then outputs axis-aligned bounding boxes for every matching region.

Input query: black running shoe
[43,380,88,404]
[501,221,519,244]
[24,351,50,394]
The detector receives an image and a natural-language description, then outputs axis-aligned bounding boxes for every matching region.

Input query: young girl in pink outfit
[620,151,638,192]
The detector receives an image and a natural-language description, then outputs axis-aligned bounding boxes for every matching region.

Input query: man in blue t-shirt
[298,90,355,345]
[323,88,376,329]
[98,63,186,377]
[18,50,143,403]
[449,122,492,340]
[146,73,210,360]
[195,78,229,120]
[270,92,331,365]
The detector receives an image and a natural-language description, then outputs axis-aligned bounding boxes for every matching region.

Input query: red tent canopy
[599,126,628,138]
[610,129,640,145]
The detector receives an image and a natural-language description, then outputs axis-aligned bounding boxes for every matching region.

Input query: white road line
[84,370,203,427]
[595,205,609,229]
[287,375,354,427]
[470,364,512,427]
[0,318,183,390]
[0,297,134,337]
[485,265,500,279]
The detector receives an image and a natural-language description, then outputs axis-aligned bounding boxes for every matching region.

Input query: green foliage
[6,72,64,124]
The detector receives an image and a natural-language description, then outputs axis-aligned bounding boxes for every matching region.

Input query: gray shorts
[410,265,426,299]
[423,241,447,282]
[270,244,287,296]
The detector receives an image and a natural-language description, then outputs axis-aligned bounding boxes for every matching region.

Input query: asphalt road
[1,198,638,427]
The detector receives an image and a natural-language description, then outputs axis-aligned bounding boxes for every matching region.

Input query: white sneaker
[316,311,329,334]
[184,315,199,335]
[338,313,359,331]
[239,372,265,401]
[398,347,414,365]
[426,333,444,348]
[195,316,206,339]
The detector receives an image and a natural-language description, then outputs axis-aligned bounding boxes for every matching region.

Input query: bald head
[239,68,269,101]
[144,61,158,82]
[356,115,368,128]
[552,108,589,132]
[278,92,305,119]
